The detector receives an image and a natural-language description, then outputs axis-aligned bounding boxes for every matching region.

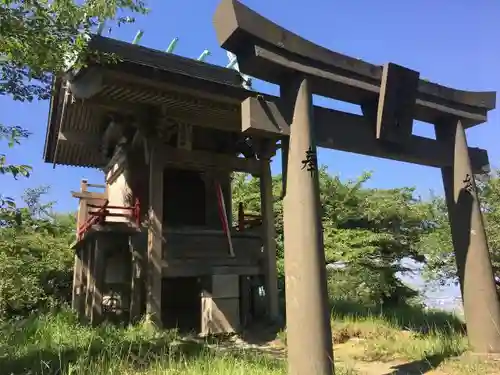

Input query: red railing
[77,198,141,240]
[237,202,262,231]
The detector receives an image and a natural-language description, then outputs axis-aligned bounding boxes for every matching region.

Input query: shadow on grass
[191,324,286,361]
[239,321,284,345]
[0,335,207,375]
[329,299,466,336]
[385,354,454,375]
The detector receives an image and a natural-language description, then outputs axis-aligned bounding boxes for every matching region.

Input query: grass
[329,301,468,362]
[276,300,500,374]
[337,305,500,374]
[0,309,355,375]
[331,315,465,359]
[1,303,500,374]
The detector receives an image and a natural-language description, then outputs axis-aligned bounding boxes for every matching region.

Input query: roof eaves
[43,76,63,163]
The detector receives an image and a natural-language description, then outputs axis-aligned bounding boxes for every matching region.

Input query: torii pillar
[282,77,334,375]
[437,119,500,354]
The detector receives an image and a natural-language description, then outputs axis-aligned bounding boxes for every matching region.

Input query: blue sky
[1,0,499,215]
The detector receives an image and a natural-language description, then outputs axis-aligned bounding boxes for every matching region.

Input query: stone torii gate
[213,0,500,374]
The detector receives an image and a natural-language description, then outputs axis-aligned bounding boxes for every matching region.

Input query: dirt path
[194,332,450,375]
[333,340,448,375]
[182,323,500,374]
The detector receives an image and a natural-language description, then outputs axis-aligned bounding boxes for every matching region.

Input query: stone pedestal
[201,274,240,335]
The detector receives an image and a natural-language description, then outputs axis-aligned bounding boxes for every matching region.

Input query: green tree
[0,186,75,319]
[1,0,148,101]
[232,167,434,306]
[420,171,500,289]
[0,125,31,207]
[0,0,148,184]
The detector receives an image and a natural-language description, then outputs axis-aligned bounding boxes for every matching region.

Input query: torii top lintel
[213,0,495,128]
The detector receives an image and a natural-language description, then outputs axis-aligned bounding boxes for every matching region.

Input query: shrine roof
[43,35,255,168]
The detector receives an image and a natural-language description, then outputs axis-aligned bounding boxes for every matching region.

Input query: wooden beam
[241,95,289,136]
[156,145,261,175]
[242,97,489,173]
[161,260,261,277]
[376,63,419,143]
[71,191,107,200]
[213,0,495,127]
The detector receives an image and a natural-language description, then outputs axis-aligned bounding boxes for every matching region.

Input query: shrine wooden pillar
[129,235,145,323]
[72,179,88,316]
[71,250,84,315]
[436,120,500,354]
[84,239,94,320]
[72,248,84,316]
[259,151,280,321]
[146,144,164,327]
[281,77,334,375]
[90,238,105,326]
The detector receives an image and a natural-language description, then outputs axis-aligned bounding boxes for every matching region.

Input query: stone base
[201,274,240,335]
[201,297,240,335]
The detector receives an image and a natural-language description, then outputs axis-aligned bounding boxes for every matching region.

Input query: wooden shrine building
[44,33,281,334]
[44,1,499,372]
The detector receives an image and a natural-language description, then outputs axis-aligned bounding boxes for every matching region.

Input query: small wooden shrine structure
[44,31,280,335]
[44,0,499,373]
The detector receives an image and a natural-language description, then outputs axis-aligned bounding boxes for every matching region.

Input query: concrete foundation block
[201,296,240,335]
